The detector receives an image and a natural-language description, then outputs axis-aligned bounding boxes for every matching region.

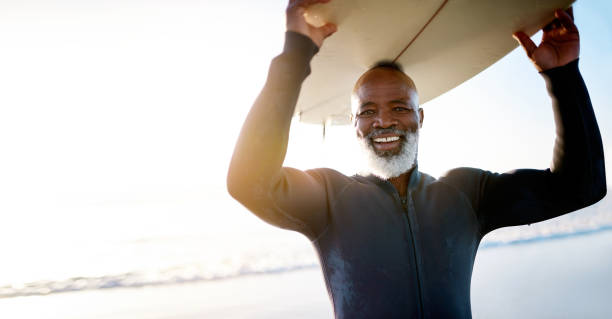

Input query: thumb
[513,31,537,58]
[317,23,337,39]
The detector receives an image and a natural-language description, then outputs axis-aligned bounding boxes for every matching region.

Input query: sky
[0,0,610,265]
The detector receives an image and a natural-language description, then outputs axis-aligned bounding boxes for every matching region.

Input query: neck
[388,169,412,197]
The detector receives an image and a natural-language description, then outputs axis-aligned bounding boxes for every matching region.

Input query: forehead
[354,68,418,105]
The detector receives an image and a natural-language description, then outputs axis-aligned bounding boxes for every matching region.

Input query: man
[227,0,606,317]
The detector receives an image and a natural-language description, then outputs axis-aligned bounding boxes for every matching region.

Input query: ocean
[1,200,610,300]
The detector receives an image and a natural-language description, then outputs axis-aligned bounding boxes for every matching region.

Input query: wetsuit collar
[363,163,421,192]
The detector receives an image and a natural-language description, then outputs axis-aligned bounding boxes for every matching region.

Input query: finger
[566,6,574,20]
[513,31,537,57]
[542,20,559,32]
[292,0,330,8]
[286,5,306,23]
[317,23,337,39]
[287,0,330,16]
[555,8,578,32]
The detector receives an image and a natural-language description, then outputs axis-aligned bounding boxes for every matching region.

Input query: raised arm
[443,8,606,234]
[227,0,336,238]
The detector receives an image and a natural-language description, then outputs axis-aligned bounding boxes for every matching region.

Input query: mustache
[365,128,408,139]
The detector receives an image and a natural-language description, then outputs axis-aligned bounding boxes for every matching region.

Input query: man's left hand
[513,8,579,72]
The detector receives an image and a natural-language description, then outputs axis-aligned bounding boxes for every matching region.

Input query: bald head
[351,64,419,117]
[353,67,417,93]
[354,61,416,92]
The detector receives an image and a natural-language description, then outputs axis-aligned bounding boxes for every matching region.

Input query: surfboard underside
[297,0,575,125]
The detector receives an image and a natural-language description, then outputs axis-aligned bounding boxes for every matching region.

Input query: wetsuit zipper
[401,191,425,319]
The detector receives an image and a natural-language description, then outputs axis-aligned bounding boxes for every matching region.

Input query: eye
[358,109,375,117]
[393,106,412,112]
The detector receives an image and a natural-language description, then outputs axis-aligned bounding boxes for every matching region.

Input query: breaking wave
[1,208,610,299]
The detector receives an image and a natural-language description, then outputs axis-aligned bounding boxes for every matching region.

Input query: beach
[0,1,610,318]
[471,229,612,319]
[1,229,610,319]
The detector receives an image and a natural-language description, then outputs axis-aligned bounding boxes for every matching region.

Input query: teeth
[373,136,400,143]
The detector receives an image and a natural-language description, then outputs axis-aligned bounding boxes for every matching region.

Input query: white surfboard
[297,0,575,125]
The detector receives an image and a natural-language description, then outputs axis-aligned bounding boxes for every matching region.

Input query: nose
[372,109,398,129]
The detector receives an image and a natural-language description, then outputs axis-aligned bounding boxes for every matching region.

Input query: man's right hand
[286,0,337,48]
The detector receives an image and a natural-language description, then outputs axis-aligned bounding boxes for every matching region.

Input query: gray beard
[357,129,419,179]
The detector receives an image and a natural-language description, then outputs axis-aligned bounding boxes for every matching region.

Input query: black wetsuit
[227,32,606,318]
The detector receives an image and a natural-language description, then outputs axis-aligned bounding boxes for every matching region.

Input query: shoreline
[1,227,611,301]
[0,228,610,318]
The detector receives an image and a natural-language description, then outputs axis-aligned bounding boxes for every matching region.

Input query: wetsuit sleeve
[227,32,329,239]
[446,59,606,235]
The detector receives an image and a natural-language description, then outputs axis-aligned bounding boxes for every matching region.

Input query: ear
[418,108,424,128]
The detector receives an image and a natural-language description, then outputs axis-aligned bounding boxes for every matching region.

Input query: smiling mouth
[373,136,400,143]
[365,128,407,155]
[370,135,403,155]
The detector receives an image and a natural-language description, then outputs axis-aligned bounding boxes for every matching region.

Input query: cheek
[403,115,420,128]
[355,120,370,138]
